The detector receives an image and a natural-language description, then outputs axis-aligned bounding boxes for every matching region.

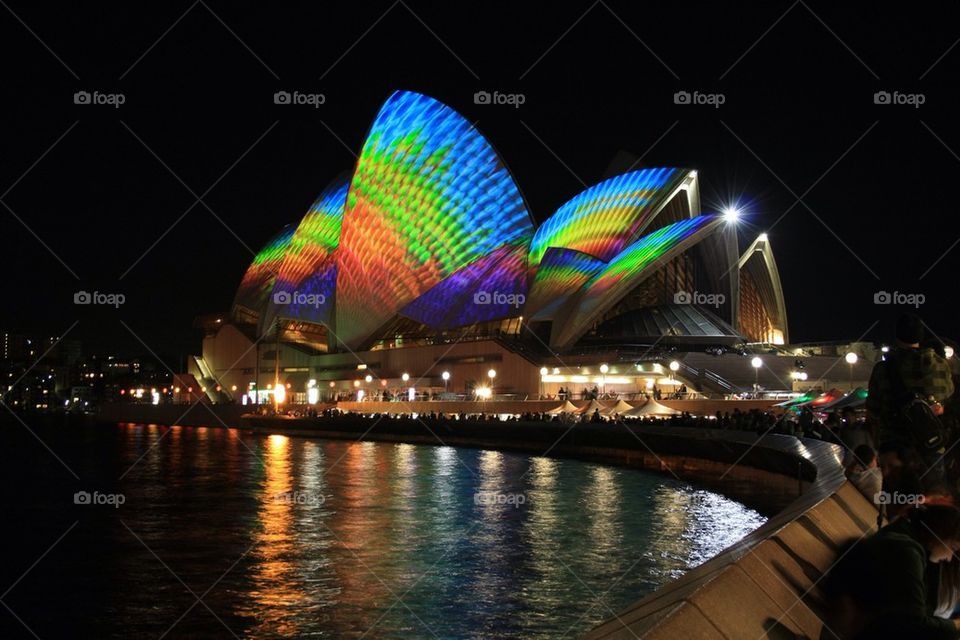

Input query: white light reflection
[584,466,621,562]
[524,457,564,610]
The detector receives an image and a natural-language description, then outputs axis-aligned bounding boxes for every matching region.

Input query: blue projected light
[399,241,528,330]
[268,174,350,326]
[529,168,686,267]
[524,248,606,321]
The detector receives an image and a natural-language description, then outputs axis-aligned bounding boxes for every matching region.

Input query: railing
[702,368,737,392]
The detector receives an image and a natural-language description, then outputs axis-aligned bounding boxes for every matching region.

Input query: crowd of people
[819,313,960,638]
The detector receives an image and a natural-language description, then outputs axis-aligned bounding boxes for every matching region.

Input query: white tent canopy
[602,399,635,416]
[547,400,584,414]
[581,399,606,416]
[626,399,682,417]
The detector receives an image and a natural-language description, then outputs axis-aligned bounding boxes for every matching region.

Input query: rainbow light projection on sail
[232,223,296,316]
[524,248,606,321]
[553,215,720,348]
[400,241,528,330]
[268,174,349,325]
[335,90,534,348]
[529,168,685,267]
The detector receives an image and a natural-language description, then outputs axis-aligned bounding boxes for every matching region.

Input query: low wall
[98,398,780,428]
[98,403,248,427]
[587,455,877,638]
[335,398,779,415]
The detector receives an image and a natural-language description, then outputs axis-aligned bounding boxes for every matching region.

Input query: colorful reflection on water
[1,424,765,639]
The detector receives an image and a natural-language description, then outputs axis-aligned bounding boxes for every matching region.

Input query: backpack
[887,353,947,451]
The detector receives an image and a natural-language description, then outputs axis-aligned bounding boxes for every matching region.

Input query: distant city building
[1,332,172,412]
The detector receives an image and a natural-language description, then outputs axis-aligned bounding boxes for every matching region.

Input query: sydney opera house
[188,90,788,404]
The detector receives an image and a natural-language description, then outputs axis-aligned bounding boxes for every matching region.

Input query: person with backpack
[867,313,954,490]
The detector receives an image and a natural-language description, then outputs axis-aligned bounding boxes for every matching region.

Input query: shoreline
[96,402,821,515]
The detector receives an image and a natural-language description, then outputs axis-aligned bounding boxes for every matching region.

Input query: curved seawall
[586,439,876,639]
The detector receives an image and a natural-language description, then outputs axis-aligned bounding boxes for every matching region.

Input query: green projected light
[335,90,534,348]
[529,168,687,268]
[267,174,349,326]
[524,248,606,321]
[232,223,297,318]
[551,215,721,349]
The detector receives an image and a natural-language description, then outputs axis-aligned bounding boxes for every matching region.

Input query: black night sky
[2,1,959,358]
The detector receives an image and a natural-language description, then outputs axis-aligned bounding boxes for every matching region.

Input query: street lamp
[600,363,609,395]
[668,360,680,395]
[845,352,858,390]
[488,369,496,399]
[442,370,450,395]
[750,357,762,397]
[539,367,548,399]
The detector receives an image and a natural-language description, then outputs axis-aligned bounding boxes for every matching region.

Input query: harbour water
[0,422,765,638]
